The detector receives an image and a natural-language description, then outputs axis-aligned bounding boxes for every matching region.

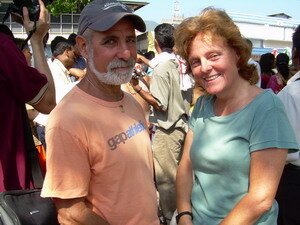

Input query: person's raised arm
[54,197,109,225]
[130,77,162,111]
[176,130,194,225]
[220,148,287,225]
[23,0,55,113]
[137,53,150,67]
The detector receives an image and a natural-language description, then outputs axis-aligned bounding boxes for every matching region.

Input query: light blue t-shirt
[189,90,299,225]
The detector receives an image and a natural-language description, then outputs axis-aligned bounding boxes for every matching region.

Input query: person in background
[131,23,193,224]
[121,64,151,124]
[50,36,67,55]
[15,37,32,66]
[41,0,160,224]
[246,38,261,87]
[287,25,300,84]
[144,51,155,72]
[67,33,87,81]
[34,40,76,148]
[174,8,298,225]
[0,0,55,191]
[68,32,87,70]
[276,24,300,225]
[267,53,290,94]
[259,52,276,88]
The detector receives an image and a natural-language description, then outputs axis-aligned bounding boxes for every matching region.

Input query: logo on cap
[103,2,132,12]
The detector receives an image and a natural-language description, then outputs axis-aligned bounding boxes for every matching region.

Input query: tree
[47,0,91,15]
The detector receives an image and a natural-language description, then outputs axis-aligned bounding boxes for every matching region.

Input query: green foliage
[47,0,92,15]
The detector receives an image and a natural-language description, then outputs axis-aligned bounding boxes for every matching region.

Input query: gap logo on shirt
[107,120,146,150]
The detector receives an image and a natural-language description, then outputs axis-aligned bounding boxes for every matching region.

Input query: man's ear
[76,35,89,59]
[154,39,161,53]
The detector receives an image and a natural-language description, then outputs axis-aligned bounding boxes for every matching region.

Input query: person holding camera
[0,0,55,192]
[131,23,193,224]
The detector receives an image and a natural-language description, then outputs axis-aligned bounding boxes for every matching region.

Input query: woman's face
[188,33,239,96]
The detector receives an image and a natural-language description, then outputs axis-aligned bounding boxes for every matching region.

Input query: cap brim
[89,12,146,33]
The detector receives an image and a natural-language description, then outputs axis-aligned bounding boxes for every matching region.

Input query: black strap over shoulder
[295,77,300,82]
[21,104,44,188]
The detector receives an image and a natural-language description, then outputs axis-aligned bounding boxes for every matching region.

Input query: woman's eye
[210,53,220,60]
[190,59,201,68]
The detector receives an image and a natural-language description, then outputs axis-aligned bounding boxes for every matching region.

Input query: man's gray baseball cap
[78,0,146,35]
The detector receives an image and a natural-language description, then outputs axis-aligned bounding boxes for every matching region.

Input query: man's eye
[127,38,136,44]
[103,39,116,45]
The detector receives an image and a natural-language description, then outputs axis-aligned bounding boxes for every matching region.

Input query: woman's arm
[176,130,194,225]
[220,148,287,225]
[54,197,109,225]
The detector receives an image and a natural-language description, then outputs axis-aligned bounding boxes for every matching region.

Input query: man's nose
[116,43,132,61]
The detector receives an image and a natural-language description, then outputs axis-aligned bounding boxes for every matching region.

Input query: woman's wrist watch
[176,211,193,224]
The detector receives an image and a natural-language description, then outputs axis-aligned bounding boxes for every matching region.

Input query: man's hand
[130,77,142,93]
[22,0,50,42]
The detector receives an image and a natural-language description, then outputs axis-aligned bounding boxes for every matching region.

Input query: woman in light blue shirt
[174,8,299,225]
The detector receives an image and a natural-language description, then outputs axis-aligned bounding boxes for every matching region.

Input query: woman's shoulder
[252,89,284,111]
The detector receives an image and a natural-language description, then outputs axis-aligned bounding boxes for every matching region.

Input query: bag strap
[21,104,44,188]
[295,77,300,82]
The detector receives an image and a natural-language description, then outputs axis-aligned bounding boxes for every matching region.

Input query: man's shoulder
[287,70,300,84]
[50,59,68,71]
[149,52,176,68]
[279,79,300,96]
[154,59,178,71]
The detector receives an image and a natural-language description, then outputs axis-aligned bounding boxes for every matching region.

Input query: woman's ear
[76,35,89,59]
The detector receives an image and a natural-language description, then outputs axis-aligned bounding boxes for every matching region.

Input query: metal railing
[0,12,80,38]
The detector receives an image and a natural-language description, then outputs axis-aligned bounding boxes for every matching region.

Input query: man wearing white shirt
[34,41,76,148]
[276,24,300,225]
[132,23,193,224]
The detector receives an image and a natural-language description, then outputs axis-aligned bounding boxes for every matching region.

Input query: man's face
[64,47,76,69]
[86,18,137,85]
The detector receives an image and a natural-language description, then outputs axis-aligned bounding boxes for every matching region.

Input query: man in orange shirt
[41,0,160,224]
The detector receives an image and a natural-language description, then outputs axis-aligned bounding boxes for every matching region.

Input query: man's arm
[69,68,86,80]
[22,0,55,114]
[137,53,150,68]
[54,198,109,225]
[130,78,163,111]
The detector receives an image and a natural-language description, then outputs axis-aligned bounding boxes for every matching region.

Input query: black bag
[0,105,59,225]
[0,189,59,225]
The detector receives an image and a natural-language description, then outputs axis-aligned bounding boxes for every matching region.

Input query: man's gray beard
[88,48,135,85]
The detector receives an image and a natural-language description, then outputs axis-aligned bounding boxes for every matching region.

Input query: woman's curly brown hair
[174,7,258,85]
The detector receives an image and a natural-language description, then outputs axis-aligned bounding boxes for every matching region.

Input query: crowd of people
[0,0,299,224]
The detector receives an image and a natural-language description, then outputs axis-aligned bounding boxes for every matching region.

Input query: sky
[135,0,300,24]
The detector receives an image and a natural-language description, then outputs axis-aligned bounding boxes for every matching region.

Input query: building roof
[268,13,292,19]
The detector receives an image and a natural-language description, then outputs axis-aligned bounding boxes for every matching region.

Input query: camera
[132,64,147,79]
[8,0,53,21]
